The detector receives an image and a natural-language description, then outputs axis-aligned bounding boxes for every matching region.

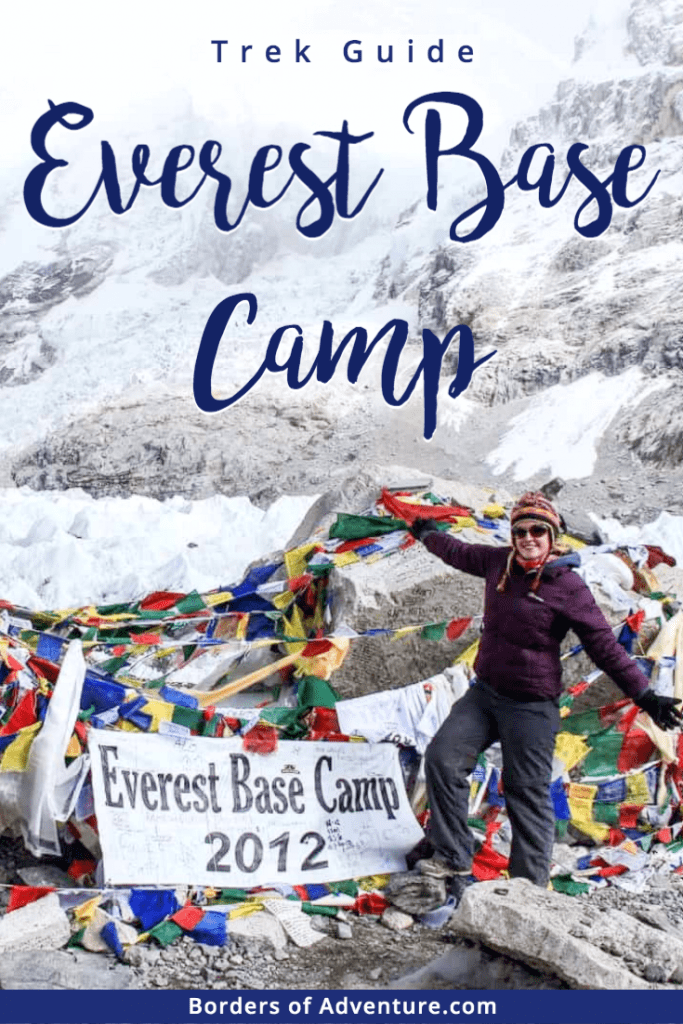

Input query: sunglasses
[512,525,549,539]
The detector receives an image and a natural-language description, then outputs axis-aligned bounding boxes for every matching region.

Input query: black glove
[409,517,442,542]
[635,689,683,731]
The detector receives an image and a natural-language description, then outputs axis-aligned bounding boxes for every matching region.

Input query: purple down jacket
[423,531,650,701]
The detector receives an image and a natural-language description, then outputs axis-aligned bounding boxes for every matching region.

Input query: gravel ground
[126,915,455,990]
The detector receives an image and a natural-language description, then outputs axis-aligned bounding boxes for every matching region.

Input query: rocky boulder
[450,878,683,988]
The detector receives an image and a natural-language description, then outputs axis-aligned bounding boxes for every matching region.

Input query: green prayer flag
[551,875,590,896]
[328,513,406,540]
[421,622,447,641]
[258,706,308,739]
[171,705,204,732]
[201,714,220,737]
[97,602,134,615]
[467,817,487,832]
[67,926,86,948]
[581,729,623,777]
[330,879,359,897]
[592,802,620,826]
[149,920,183,947]
[301,902,338,917]
[175,592,207,613]
[219,888,251,903]
[296,675,340,709]
[560,708,603,736]
[98,656,129,674]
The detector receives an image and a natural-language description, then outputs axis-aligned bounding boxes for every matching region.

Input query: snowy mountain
[1,0,682,521]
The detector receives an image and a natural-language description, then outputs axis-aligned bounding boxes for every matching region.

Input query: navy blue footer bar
[1,989,683,1024]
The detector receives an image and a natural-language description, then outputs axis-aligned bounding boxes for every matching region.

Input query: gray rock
[381,907,414,932]
[326,479,511,697]
[390,939,567,990]
[16,865,74,888]
[384,872,447,916]
[450,878,683,989]
[631,906,683,941]
[0,891,70,953]
[228,911,288,950]
[0,950,135,989]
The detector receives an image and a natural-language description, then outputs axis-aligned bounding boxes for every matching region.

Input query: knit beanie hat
[510,492,562,538]
[497,492,562,594]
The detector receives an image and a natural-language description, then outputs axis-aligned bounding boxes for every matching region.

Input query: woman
[409,492,681,893]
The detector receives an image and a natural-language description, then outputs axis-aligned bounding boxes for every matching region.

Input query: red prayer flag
[472,841,509,881]
[446,617,472,641]
[380,488,472,524]
[74,720,88,744]
[617,728,656,773]
[140,591,186,611]
[27,656,60,683]
[287,574,314,591]
[301,639,334,657]
[567,681,591,697]
[0,690,37,736]
[618,804,643,829]
[172,905,206,931]
[242,723,279,754]
[597,864,628,877]
[67,858,97,880]
[626,610,645,633]
[7,886,56,913]
[354,892,390,915]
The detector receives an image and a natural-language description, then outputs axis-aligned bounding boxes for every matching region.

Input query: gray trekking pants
[424,678,560,885]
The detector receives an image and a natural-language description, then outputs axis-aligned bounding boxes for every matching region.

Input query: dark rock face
[0,244,116,387]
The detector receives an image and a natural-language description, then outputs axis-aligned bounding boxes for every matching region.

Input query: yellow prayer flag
[331,551,360,568]
[284,543,319,580]
[229,902,264,919]
[65,733,81,759]
[626,773,651,805]
[73,895,102,924]
[391,626,420,641]
[358,874,390,891]
[567,782,597,823]
[454,639,480,668]
[554,732,591,772]
[482,503,505,519]
[0,722,41,772]
[573,819,610,843]
[204,591,234,607]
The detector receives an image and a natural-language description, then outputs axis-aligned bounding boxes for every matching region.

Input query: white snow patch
[0,488,319,611]
[594,511,683,567]
[487,368,668,480]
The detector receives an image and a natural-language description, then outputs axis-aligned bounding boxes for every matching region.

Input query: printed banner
[88,731,423,885]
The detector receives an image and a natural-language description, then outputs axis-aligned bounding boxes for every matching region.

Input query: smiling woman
[408,490,681,894]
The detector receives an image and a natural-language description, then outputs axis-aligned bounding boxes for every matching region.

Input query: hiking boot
[416,855,456,879]
[405,835,434,871]
[447,873,475,906]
